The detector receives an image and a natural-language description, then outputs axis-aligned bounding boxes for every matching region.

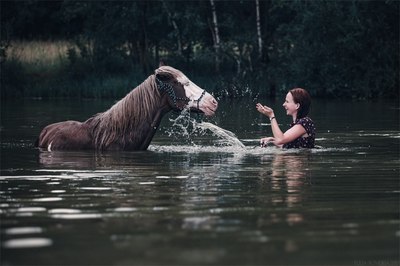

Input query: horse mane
[89,75,161,150]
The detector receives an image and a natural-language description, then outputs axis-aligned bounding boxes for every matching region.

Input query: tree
[255,0,262,60]
[209,0,221,73]
[1,0,398,99]
[270,0,399,98]
[162,1,182,56]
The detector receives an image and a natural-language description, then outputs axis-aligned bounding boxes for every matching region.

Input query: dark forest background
[1,0,399,100]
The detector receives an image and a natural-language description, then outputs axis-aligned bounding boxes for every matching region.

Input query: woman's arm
[273,124,306,145]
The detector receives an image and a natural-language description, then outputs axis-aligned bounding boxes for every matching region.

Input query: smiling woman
[36,66,218,151]
[256,88,315,149]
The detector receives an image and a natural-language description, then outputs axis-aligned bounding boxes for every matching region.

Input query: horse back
[37,121,93,150]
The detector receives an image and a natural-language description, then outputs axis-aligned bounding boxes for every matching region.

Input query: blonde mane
[90,75,161,149]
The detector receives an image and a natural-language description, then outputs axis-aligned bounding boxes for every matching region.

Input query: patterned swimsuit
[283,117,316,149]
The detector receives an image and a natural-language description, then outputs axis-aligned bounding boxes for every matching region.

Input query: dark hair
[290,88,311,119]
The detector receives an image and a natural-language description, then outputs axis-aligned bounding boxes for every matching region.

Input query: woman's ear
[296,103,300,109]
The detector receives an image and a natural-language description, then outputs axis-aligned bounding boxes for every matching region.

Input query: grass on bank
[1,40,147,99]
[2,40,399,100]
[6,40,69,69]
[1,40,269,100]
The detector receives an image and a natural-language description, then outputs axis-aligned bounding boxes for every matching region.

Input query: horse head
[155,66,218,116]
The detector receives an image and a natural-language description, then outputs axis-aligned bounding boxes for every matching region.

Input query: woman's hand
[256,103,274,118]
[260,137,275,147]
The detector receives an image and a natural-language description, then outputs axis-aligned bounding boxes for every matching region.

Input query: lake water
[1,97,399,265]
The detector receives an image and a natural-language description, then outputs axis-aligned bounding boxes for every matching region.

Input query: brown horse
[36,66,218,151]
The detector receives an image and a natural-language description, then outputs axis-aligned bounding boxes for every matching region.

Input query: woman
[256,88,315,149]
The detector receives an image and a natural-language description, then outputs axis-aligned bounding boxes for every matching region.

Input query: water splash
[164,111,245,149]
[155,111,351,154]
[196,122,245,148]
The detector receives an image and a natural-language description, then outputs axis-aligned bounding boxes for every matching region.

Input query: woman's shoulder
[296,117,315,134]
[297,116,314,125]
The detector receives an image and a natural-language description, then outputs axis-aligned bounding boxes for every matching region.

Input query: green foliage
[1,0,398,100]
[270,0,399,98]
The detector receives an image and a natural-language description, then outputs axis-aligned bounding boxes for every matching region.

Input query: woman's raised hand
[256,103,274,118]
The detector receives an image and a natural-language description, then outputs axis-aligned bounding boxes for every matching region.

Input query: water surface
[1,98,399,265]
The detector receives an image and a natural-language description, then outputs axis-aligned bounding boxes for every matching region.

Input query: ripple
[47,182,60,185]
[241,230,270,243]
[80,187,112,191]
[68,173,99,179]
[48,208,81,214]
[17,207,46,212]
[36,169,126,174]
[50,190,66,193]
[149,144,338,155]
[0,175,59,181]
[33,197,63,202]
[113,207,138,212]
[175,175,189,179]
[51,213,102,220]
[149,144,246,154]
[139,181,155,185]
[5,227,43,235]
[357,132,400,138]
[3,238,52,248]
[153,207,169,211]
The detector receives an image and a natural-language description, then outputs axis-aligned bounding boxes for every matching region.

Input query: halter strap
[155,77,190,110]
[155,77,206,112]
[193,90,206,110]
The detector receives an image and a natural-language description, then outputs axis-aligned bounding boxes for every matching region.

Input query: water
[1,98,399,265]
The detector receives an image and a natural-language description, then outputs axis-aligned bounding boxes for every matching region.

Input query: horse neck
[90,75,171,149]
[108,75,161,124]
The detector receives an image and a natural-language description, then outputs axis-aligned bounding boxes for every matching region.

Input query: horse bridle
[156,77,206,111]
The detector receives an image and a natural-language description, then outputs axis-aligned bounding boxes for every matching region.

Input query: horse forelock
[156,66,188,85]
[91,75,160,149]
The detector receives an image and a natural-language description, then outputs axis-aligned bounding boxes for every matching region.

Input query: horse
[36,66,218,151]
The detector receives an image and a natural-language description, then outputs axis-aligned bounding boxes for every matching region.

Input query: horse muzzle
[189,93,218,117]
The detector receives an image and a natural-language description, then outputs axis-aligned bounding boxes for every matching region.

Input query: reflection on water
[1,99,399,265]
[260,153,310,225]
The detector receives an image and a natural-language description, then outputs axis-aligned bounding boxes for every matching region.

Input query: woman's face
[283,92,298,116]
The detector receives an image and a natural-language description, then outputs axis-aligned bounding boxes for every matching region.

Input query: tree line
[1,0,399,99]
